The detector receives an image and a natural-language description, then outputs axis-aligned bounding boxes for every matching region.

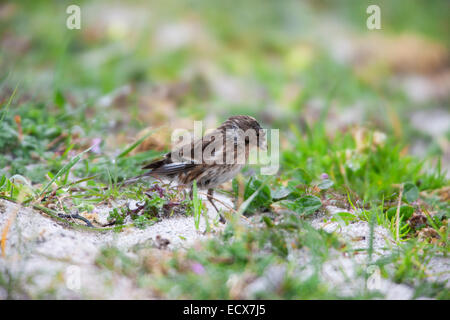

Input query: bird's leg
[207,189,219,212]
[207,188,226,224]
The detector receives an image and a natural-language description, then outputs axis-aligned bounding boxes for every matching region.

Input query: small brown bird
[131,115,266,222]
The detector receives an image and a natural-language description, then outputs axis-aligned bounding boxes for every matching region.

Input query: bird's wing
[141,127,241,175]
[149,162,197,175]
[140,132,215,175]
[141,154,197,177]
[169,130,222,164]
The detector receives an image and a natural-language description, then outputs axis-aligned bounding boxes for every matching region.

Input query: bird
[128,115,266,222]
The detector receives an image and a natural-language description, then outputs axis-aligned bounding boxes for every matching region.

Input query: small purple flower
[321,173,329,180]
[191,262,205,275]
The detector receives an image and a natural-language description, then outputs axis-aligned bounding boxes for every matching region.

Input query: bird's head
[223,115,267,151]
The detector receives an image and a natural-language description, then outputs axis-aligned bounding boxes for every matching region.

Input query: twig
[32,203,127,232]
[1,196,118,232]
[46,132,68,150]
[57,213,94,228]
[197,191,237,213]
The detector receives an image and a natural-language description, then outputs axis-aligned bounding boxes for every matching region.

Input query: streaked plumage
[132,115,266,222]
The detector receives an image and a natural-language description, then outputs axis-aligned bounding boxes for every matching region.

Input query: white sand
[0,198,447,299]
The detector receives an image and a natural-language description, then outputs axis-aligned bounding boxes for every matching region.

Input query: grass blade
[0,82,19,123]
[192,180,202,230]
[37,145,95,198]
[117,128,159,158]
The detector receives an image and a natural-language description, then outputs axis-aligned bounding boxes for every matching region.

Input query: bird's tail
[117,172,153,187]
[117,157,169,187]
[116,158,197,188]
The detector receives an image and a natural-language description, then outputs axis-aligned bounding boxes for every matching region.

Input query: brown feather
[131,115,265,190]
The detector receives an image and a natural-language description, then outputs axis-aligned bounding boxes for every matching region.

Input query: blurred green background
[1,0,449,184]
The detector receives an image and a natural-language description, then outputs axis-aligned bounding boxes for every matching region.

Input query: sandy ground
[0,195,230,299]
[0,197,448,299]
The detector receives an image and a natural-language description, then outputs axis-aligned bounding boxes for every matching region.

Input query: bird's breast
[196,164,244,189]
